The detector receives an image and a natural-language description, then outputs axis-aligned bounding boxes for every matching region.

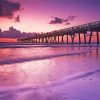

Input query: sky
[0,0,100,33]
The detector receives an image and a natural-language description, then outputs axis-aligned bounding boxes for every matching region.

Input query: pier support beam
[51,37,53,43]
[38,38,40,43]
[96,32,99,44]
[50,37,52,43]
[71,34,75,44]
[33,39,35,43]
[47,37,49,43]
[35,38,36,43]
[45,37,48,43]
[62,35,64,43]
[42,38,44,43]
[89,31,92,44]
[54,36,57,43]
[49,37,51,43]
[36,38,37,43]
[58,35,60,43]
[84,33,86,44]
[78,33,81,44]
[66,34,68,44]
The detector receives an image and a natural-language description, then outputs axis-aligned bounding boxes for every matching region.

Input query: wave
[0,43,100,48]
[0,51,88,65]
[0,44,48,48]
[49,68,100,88]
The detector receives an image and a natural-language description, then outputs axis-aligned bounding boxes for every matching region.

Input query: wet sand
[0,44,100,100]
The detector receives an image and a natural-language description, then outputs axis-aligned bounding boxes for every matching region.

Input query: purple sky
[0,0,100,32]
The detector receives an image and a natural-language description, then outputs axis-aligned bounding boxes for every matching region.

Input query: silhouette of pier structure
[17,21,100,44]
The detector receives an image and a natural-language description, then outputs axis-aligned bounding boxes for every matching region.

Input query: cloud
[49,17,63,24]
[49,16,77,25]
[0,27,39,38]
[0,0,21,19]
[15,15,20,22]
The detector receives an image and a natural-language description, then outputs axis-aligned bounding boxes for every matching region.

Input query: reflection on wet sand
[0,65,26,87]
[0,46,100,88]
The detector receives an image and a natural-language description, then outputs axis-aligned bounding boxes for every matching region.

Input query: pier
[17,21,100,44]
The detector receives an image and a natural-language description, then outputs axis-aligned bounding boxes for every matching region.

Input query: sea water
[0,44,100,100]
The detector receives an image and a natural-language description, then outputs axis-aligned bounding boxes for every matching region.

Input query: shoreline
[0,42,100,48]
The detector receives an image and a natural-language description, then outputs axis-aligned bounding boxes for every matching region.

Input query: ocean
[0,43,100,100]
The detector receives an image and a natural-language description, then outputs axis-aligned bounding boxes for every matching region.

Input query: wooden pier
[17,21,100,44]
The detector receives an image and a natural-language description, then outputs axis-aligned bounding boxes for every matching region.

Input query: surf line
[0,51,88,65]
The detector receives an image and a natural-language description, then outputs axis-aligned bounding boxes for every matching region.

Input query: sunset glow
[0,0,100,33]
[0,38,17,42]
